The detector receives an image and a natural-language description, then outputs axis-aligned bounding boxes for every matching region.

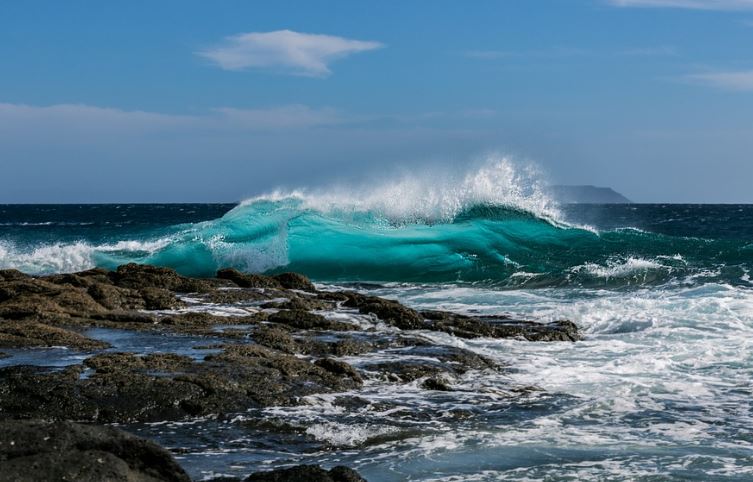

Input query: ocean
[2,164,753,480]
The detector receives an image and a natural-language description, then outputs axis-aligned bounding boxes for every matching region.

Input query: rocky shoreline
[0,264,580,481]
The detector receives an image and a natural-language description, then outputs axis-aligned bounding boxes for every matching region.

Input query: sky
[1,0,753,203]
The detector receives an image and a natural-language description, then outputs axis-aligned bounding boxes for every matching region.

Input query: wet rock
[330,337,373,356]
[343,293,425,330]
[198,288,269,304]
[422,377,453,391]
[0,278,106,320]
[216,268,282,289]
[0,269,30,282]
[0,419,190,482]
[42,268,112,288]
[0,342,363,423]
[90,311,157,324]
[261,297,333,311]
[267,310,352,331]
[366,360,448,383]
[314,358,362,383]
[0,319,109,350]
[244,465,366,482]
[366,345,496,383]
[420,310,581,341]
[272,272,317,292]
[138,287,181,310]
[252,325,298,353]
[0,365,100,421]
[110,263,213,293]
[87,282,145,310]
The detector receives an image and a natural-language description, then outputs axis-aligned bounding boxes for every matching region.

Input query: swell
[4,198,750,289]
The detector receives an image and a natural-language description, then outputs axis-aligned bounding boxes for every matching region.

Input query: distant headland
[547,185,632,204]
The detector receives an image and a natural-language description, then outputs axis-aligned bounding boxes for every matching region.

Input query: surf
[2,158,752,288]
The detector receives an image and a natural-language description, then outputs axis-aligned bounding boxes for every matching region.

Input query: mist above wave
[238,156,562,225]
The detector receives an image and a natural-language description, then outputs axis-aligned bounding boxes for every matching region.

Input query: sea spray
[1,157,752,288]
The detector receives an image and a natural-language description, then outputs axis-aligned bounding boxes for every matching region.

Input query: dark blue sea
[2,171,753,480]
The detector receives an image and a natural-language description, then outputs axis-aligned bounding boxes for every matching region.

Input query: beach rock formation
[0,419,190,482]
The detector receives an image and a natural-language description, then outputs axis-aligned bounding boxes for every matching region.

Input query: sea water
[2,159,753,480]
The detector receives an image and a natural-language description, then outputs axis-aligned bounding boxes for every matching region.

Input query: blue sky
[1,0,753,202]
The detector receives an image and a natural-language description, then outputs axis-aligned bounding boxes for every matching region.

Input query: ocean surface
[3,164,753,480]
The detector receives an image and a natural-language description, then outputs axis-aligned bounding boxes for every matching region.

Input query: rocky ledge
[0,264,581,480]
[0,420,364,482]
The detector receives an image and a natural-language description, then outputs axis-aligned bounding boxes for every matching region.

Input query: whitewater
[2,158,753,480]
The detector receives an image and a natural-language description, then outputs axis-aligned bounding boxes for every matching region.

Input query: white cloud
[608,0,753,10]
[0,102,346,134]
[685,70,753,90]
[197,30,383,77]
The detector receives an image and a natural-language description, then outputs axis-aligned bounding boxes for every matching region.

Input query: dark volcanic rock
[267,310,352,331]
[261,297,334,312]
[422,377,453,391]
[111,263,213,293]
[252,325,298,353]
[0,419,190,482]
[343,293,425,330]
[272,272,317,292]
[0,269,31,282]
[0,343,363,423]
[315,358,363,383]
[245,464,366,482]
[0,319,109,350]
[86,282,145,311]
[41,268,111,288]
[216,268,283,289]
[139,286,181,310]
[420,310,581,341]
[0,278,106,320]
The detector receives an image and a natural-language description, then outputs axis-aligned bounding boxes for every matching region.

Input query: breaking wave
[2,157,751,287]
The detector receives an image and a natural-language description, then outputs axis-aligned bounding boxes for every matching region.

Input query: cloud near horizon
[197,30,383,77]
[609,0,753,9]
[685,70,753,90]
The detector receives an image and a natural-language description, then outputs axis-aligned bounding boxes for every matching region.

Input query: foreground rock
[0,345,362,423]
[0,264,580,425]
[0,419,190,482]
[244,465,366,482]
[0,420,368,482]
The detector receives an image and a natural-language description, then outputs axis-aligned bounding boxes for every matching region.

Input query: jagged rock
[0,343,362,423]
[252,325,298,353]
[41,268,111,288]
[216,268,282,289]
[267,310,352,331]
[0,269,30,282]
[110,263,213,293]
[422,377,453,391]
[138,287,181,310]
[244,465,366,482]
[420,311,581,341]
[272,272,317,292]
[0,419,190,482]
[87,282,145,310]
[261,297,333,311]
[314,358,363,383]
[0,319,109,350]
[343,293,425,330]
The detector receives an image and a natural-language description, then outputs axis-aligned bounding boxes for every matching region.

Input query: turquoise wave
[89,197,753,288]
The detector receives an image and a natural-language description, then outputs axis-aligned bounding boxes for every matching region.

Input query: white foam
[572,257,665,279]
[239,155,564,225]
[305,422,399,447]
[0,238,171,274]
